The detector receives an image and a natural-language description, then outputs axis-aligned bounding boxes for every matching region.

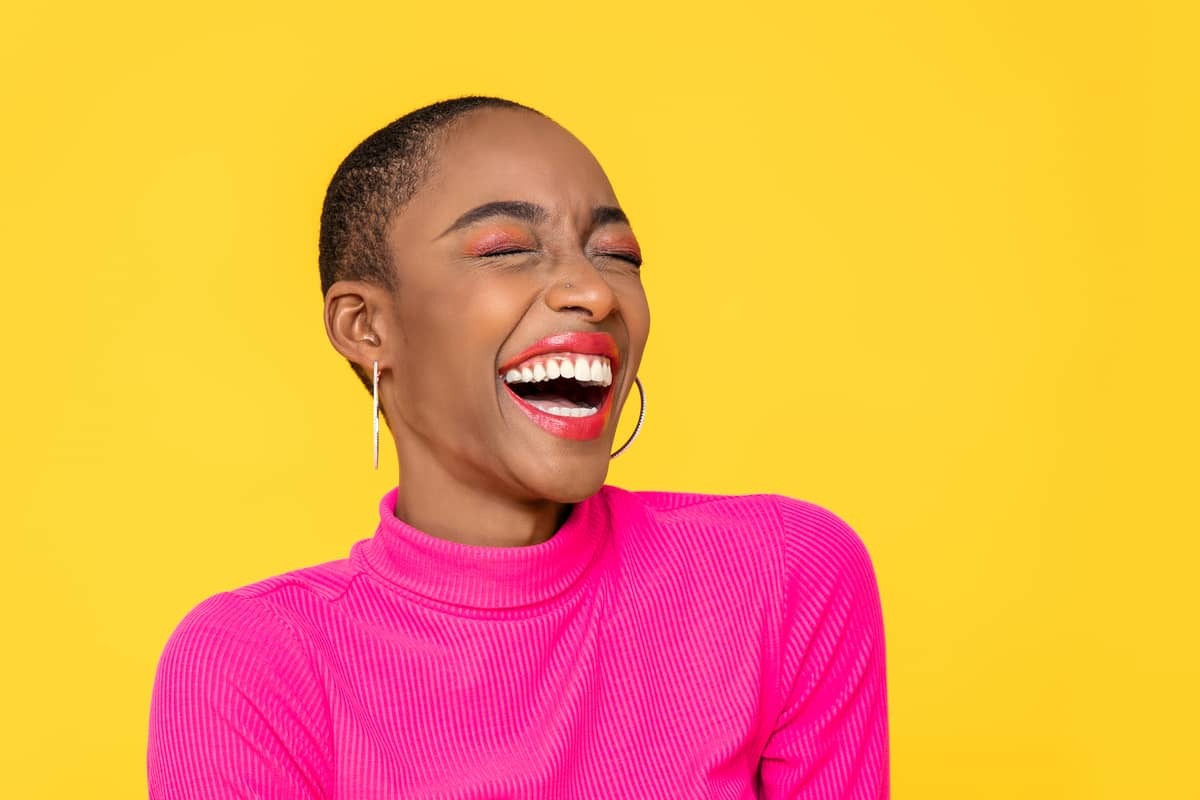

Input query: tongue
[521,392,588,409]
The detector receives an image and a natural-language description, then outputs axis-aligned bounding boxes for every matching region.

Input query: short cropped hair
[318,96,542,397]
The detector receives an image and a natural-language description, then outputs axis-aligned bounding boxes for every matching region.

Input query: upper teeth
[503,353,613,387]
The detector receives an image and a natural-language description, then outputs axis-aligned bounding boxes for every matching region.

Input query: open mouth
[502,353,613,418]
[498,331,621,440]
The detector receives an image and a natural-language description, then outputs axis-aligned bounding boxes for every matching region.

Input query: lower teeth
[529,403,597,418]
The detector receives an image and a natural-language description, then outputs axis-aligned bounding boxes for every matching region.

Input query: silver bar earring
[372,360,380,470]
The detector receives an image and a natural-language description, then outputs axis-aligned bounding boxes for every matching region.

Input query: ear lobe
[323,279,391,369]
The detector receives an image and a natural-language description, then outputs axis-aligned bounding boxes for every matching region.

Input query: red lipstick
[500,332,619,373]
[499,332,620,441]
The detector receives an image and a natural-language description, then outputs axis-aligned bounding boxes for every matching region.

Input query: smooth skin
[324,108,651,548]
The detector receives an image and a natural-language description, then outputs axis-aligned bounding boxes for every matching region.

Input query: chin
[517,447,612,503]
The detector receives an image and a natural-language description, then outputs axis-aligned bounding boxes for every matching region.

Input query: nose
[543,258,618,322]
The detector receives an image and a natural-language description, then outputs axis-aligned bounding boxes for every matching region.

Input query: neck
[391,440,569,548]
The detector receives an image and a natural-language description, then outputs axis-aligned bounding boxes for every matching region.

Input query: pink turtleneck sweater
[148,486,888,798]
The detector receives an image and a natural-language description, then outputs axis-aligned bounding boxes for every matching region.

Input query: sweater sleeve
[758,497,890,799]
[147,591,333,799]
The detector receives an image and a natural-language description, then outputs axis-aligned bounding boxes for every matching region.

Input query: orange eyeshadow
[463,225,535,256]
[592,234,641,261]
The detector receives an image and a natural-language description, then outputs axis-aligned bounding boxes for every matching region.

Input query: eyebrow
[591,205,630,228]
[436,200,631,239]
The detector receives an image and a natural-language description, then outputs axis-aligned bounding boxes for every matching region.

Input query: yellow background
[2,2,1194,797]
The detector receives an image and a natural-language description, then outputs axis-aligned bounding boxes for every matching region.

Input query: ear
[323,280,396,370]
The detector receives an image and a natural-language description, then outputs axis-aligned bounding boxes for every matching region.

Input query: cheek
[398,276,535,394]
[403,276,527,341]
[466,278,534,325]
[619,284,651,339]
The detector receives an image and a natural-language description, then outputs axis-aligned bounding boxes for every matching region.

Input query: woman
[147,96,889,798]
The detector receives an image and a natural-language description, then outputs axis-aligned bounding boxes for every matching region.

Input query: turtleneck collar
[353,486,610,610]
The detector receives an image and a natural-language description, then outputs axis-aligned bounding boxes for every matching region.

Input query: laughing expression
[377,107,651,503]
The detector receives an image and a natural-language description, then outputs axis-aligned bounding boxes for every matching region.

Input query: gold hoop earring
[610,376,645,459]
[372,360,380,470]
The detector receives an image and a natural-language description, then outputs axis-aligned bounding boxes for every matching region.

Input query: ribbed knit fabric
[148,486,888,798]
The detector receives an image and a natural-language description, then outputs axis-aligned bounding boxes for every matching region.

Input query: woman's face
[379,108,650,503]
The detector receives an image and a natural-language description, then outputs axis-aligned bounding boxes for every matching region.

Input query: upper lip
[499,331,620,375]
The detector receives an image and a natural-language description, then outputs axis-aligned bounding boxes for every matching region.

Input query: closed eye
[479,247,534,257]
[598,252,642,268]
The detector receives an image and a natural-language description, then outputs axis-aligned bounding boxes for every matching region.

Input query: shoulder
[768,494,878,586]
[230,556,359,606]
[600,485,877,589]
[156,590,306,680]
[762,497,884,650]
[156,557,357,675]
[602,484,868,553]
[600,483,790,526]
[149,589,335,792]
[598,485,784,550]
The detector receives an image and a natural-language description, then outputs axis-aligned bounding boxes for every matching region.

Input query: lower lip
[501,382,615,441]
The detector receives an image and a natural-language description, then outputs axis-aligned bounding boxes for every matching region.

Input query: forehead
[399,108,620,234]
